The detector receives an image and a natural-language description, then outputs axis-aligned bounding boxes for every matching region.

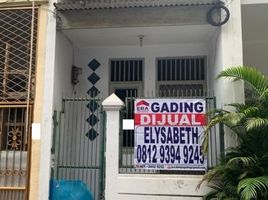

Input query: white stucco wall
[74,43,209,99]
[39,0,57,199]
[207,29,222,106]
[53,32,74,110]
[39,12,74,200]
[208,0,244,149]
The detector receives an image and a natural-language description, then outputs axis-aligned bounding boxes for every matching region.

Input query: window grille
[157,57,205,81]
[0,8,37,196]
[110,59,143,82]
[0,8,38,103]
[156,57,207,97]
[110,59,143,148]
[0,107,31,151]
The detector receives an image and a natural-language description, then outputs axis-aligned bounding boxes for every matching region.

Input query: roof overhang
[54,0,216,11]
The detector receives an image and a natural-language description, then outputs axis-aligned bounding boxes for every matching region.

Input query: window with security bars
[110,59,143,147]
[0,8,38,102]
[110,59,143,82]
[156,57,207,97]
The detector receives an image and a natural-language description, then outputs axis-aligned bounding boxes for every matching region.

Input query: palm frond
[227,156,256,167]
[238,176,268,200]
[259,87,268,100]
[201,66,268,200]
[203,190,219,200]
[203,111,247,152]
[202,181,225,199]
[217,66,268,97]
[239,171,250,180]
[197,165,227,189]
[240,106,259,117]
[245,118,268,131]
[206,112,243,133]
[203,114,228,152]
[227,112,245,126]
[227,103,248,112]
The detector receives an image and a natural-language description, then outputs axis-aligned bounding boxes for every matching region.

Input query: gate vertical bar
[99,107,106,200]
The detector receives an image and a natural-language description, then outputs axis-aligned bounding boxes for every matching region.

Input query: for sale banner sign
[134,99,207,170]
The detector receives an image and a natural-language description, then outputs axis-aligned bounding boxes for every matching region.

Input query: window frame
[109,57,144,96]
[155,56,207,97]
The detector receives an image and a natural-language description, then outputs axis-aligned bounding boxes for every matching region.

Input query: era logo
[136,100,150,112]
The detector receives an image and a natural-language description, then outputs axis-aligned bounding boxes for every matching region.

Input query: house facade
[41,0,268,199]
[1,0,265,199]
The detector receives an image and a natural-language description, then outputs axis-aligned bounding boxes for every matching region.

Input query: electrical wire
[207,3,230,26]
[223,0,234,8]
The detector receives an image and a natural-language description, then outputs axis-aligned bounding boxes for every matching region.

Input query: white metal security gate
[52,97,105,200]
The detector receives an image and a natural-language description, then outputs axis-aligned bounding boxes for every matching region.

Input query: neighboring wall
[243,41,268,76]
[242,3,268,76]
[29,4,48,200]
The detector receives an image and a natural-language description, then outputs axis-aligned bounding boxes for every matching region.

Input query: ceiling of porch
[62,25,216,48]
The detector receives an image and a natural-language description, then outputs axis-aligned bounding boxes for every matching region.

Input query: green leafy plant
[200,67,268,200]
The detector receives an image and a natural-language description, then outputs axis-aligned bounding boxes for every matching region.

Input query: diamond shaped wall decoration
[88,73,100,85]
[86,114,99,126]
[88,59,100,71]
[87,86,100,98]
[87,100,100,112]
[86,128,99,141]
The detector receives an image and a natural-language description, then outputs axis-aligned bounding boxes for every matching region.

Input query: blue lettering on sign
[173,128,179,143]
[195,102,204,113]
[149,101,204,113]
[135,99,206,170]
[144,127,150,143]
[161,127,166,143]
[151,102,160,112]
[170,103,178,112]
[143,127,199,144]
[166,128,173,144]
[135,144,204,165]
[180,130,185,144]
[192,127,198,144]
[184,103,193,112]
[161,103,169,112]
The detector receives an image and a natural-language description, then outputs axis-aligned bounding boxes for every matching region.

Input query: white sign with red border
[134,99,207,170]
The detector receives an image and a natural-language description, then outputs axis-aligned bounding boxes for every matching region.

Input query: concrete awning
[54,0,216,11]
